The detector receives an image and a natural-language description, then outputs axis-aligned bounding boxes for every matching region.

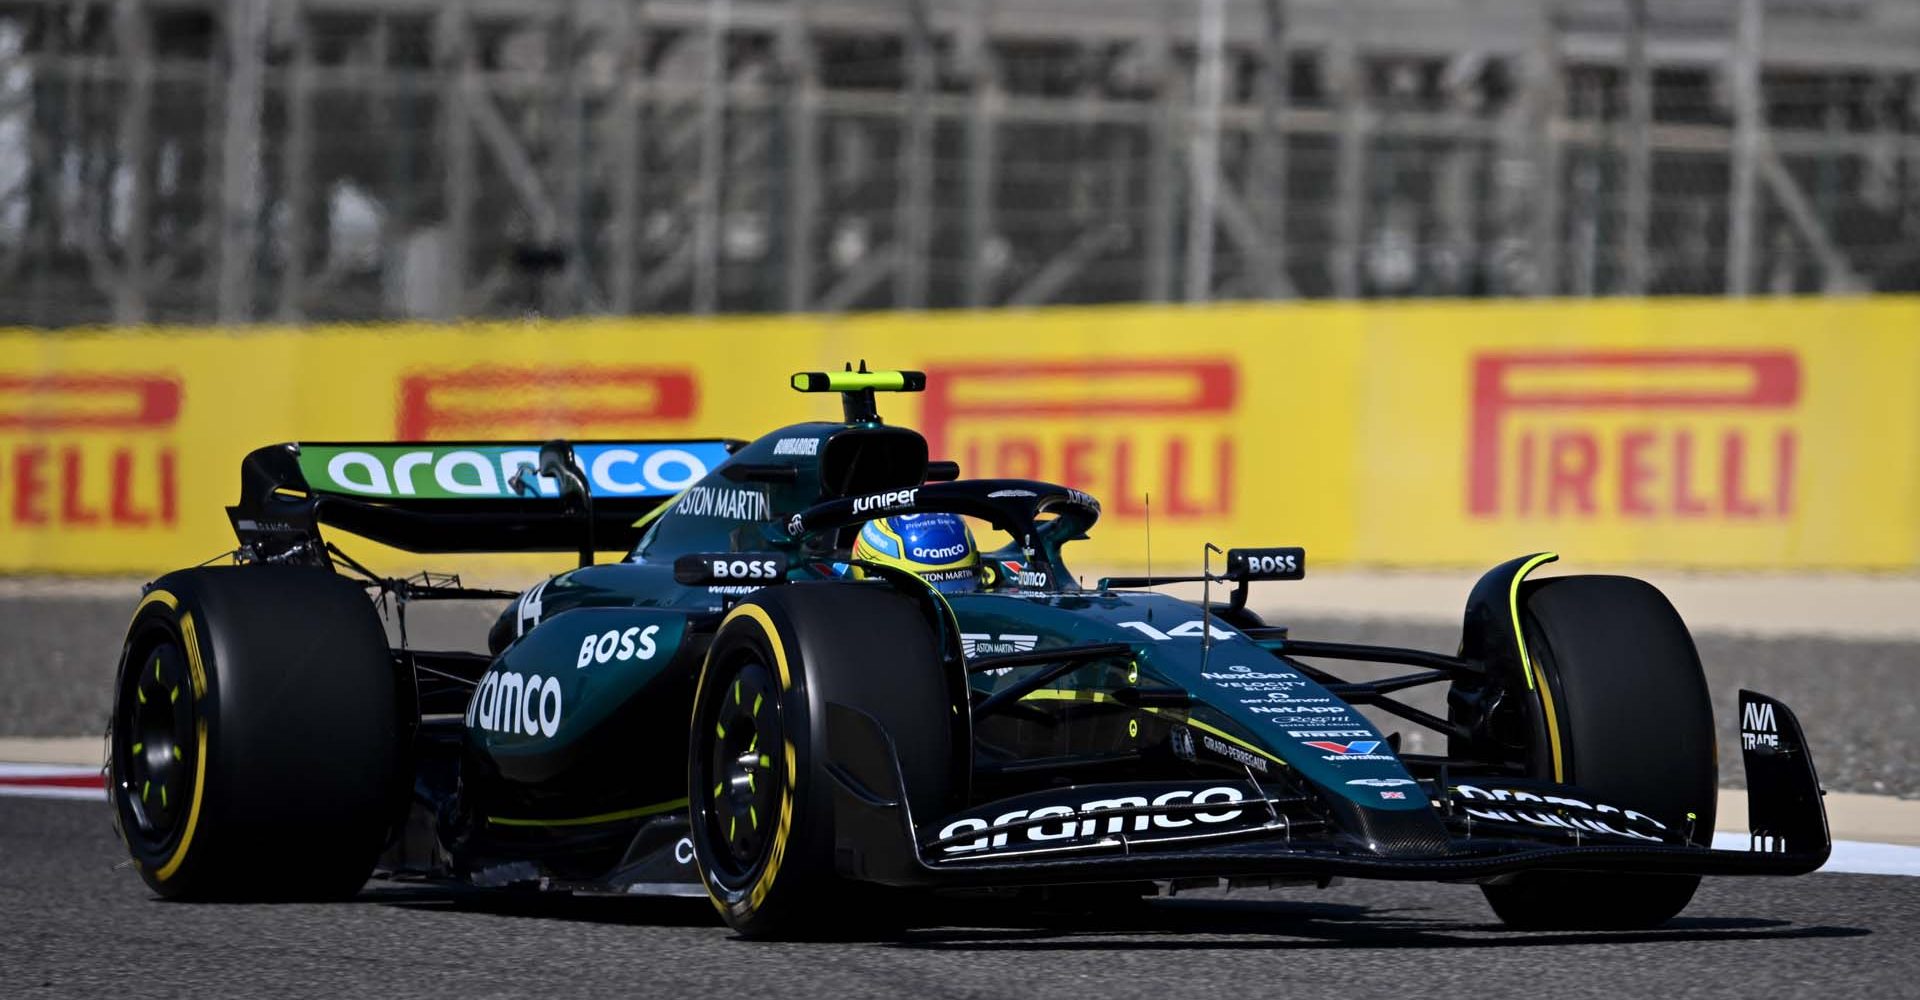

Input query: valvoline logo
[1303,740,1380,755]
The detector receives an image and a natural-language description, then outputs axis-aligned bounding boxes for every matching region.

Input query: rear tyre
[688,584,955,938]
[1480,575,1718,930]
[109,566,401,900]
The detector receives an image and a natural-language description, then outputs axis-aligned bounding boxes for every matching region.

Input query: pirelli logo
[1468,351,1801,520]
[0,374,181,528]
[920,359,1237,520]
[397,366,697,438]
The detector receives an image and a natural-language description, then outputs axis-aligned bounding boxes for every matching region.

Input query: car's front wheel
[1477,574,1719,930]
[687,584,956,938]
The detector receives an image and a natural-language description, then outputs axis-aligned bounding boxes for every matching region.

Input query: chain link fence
[0,0,1914,328]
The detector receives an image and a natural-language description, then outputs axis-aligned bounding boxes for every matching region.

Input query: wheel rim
[117,640,198,847]
[699,657,785,883]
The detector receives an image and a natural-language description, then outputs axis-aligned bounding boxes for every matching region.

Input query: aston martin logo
[961,633,1039,658]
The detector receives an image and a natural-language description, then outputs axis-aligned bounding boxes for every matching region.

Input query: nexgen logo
[1467,351,1800,520]
[0,374,180,529]
[920,360,1237,519]
[397,366,696,438]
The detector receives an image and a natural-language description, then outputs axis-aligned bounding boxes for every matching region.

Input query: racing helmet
[851,513,981,594]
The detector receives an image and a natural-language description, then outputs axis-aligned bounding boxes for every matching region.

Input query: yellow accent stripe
[629,482,695,534]
[1508,552,1564,782]
[152,720,207,882]
[487,797,689,828]
[1014,690,1288,769]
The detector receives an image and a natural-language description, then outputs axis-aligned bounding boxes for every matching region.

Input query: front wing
[822,690,1831,889]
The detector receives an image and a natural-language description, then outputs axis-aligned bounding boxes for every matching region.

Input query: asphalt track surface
[3,589,1918,998]
[1,795,1911,1000]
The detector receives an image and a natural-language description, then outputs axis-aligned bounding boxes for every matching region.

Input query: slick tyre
[109,566,401,900]
[1482,575,1718,930]
[688,584,956,938]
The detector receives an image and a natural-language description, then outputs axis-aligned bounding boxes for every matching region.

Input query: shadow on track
[355,882,1869,951]
[889,896,1871,952]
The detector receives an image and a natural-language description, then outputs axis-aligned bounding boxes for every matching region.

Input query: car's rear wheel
[1477,574,1718,930]
[109,566,402,900]
[688,584,956,938]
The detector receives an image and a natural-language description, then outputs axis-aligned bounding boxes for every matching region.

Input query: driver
[849,513,982,594]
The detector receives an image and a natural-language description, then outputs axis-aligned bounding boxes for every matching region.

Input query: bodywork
[220,381,1831,899]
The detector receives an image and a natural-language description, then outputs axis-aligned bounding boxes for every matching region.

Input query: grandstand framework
[0,0,1915,325]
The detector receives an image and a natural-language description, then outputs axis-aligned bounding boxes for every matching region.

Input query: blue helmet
[851,513,981,594]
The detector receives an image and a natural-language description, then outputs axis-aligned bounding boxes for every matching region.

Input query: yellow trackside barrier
[2,297,1917,577]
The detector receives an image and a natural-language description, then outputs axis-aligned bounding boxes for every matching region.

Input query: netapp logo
[468,671,562,738]
[936,786,1244,854]
[577,625,662,668]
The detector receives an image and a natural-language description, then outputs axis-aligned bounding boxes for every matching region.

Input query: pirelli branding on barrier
[1466,350,1801,522]
[920,360,1238,523]
[1,298,1916,574]
[1,374,181,544]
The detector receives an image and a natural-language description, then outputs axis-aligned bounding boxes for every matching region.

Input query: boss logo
[577,625,661,668]
[674,552,789,587]
[1229,547,1305,580]
[712,558,780,579]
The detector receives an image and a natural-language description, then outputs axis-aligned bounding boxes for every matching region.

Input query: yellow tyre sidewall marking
[1507,554,1566,783]
[696,603,798,918]
[134,592,210,884]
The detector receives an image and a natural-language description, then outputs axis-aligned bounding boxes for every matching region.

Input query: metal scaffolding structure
[0,0,1915,326]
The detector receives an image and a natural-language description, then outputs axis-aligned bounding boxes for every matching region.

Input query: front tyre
[109,567,401,900]
[688,585,955,938]
[1480,575,1718,930]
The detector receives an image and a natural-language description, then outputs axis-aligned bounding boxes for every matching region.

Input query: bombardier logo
[468,671,563,738]
[936,786,1246,854]
[772,437,819,456]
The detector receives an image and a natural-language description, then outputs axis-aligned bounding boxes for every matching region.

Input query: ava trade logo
[1467,350,1801,520]
[919,359,1238,520]
[298,443,732,500]
[396,366,697,438]
[0,374,180,529]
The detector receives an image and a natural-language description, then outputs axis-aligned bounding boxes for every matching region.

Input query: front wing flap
[823,690,1830,888]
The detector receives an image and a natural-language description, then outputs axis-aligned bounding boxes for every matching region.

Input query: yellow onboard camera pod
[790,365,927,422]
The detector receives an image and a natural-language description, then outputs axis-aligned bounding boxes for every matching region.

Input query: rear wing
[226,440,740,560]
